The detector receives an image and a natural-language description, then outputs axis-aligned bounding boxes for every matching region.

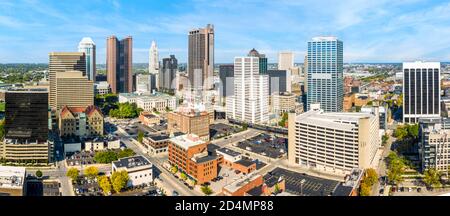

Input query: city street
[212,128,260,147]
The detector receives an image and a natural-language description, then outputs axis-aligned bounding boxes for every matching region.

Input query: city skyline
[1,0,450,63]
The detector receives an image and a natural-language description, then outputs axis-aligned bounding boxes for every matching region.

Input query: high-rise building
[49,52,86,110]
[267,70,288,95]
[167,110,210,141]
[135,74,151,94]
[0,89,50,163]
[55,71,94,110]
[288,108,380,175]
[78,37,96,81]
[307,36,343,112]
[278,51,294,71]
[149,40,159,74]
[226,57,269,124]
[419,117,450,172]
[107,35,133,94]
[159,55,177,93]
[188,24,214,90]
[219,64,234,105]
[403,61,441,123]
[248,48,268,74]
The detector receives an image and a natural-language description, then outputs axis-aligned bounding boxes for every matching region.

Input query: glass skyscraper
[307,36,343,112]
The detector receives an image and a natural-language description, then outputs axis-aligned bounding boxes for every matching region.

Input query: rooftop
[295,109,373,131]
[170,134,206,150]
[216,148,241,157]
[148,132,184,141]
[112,155,152,169]
[223,173,262,193]
[0,166,26,189]
[235,158,255,167]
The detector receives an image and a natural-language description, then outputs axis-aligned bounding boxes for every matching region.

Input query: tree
[242,123,248,131]
[66,168,80,182]
[359,182,371,196]
[84,166,99,179]
[180,172,187,181]
[137,131,144,143]
[387,152,406,185]
[35,170,43,178]
[98,176,112,195]
[0,120,5,140]
[170,166,178,174]
[382,134,389,145]
[117,148,135,158]
[423,168,441,188]
[201,185,213,195]
[365,168,378,186]
[94,151,119,163]
[278,112,288,127]
[108,102,141,119]
[111,170,129,193]
[274,184,281,194]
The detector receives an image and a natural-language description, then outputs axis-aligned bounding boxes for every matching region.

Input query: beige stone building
[271,92,296,114]
[167,110,210,141]
[59,105,104,137]
[55,71,94,111]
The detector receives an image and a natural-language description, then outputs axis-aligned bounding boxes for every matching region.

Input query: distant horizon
[1,1,450,63]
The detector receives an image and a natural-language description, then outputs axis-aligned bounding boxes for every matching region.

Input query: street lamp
[300,179,306,196]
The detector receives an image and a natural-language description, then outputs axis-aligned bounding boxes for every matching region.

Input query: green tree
[66,168,80,182]
[382,134,389,145]
[137,131,144,143]
[423,168,441,188]
[94,151,119,163]
[201,185,213,195]
[98,176,112,195]
[242,123,248,131]
[274,184,281,194]
[170,166,178,174]
[84,166,99,179]
[387,152,406,185]
[0,120,5,139]
[117,148,135,158]
[111,170,129,193]
[35,170,43,178]
[365,168,378,186]
[278,112,289,127]
[359,182,371,196]
[180,172,187,181]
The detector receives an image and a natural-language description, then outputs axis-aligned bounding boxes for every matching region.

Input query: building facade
[419,118,450,172]
[58,105,104,138]
[112,156,153,187]
[278,52,294,71]
[148,40,159,74]
[226,57,269,124]
[78,37,96,81]
[403,61,441,123]
[267,70,289,95]
[288,108,380,175]
[49,52,86,110]
[271,92,296,114]
[307,36,343,112]
[159,55,177,93]
[55,71,94,111]
[219,64,234,105]
[188,24,214,90]
[107,36,133,93]
[167,110,210,141]
[135,74,151,94]
[248,48,268,74]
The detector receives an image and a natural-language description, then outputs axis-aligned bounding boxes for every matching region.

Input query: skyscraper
[55,71,94,110]
[248,48,268,74]
[159,55,177,93]
[403,61,441,123]
[278,51,294,71]
[219,64,234,104]
[307,36,343,112]
[78,37,96,81]
[188,24,214,90]
[135,74,151,94]
[49,52,86,110]
[226,57,269,124]
[107,35,133,94]
[149,40,159,74]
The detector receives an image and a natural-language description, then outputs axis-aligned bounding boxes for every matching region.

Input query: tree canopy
[66,168,80,182]
[201,185,213,195]
[423,168,441,188]
[84,166,99,179]
[386,152,406,185]
[111,170,129,193]
[109,102,143,119]
[98,176,112,195]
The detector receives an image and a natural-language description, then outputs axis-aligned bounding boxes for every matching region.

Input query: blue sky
[1,0,450,63]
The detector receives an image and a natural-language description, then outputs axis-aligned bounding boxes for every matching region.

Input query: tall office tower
[307,36,343,112]
[55,71,94,110]
[107,35,133,94]
[267,70,289,95]
[49,52,86,110]
[278,51,294,71]
[0,89,50,163]
[219,64,234,104]
[248,48,268,74]
[419,118,450,172]
[226,57,269,124]
[159,55,178,93]
[188,24,214,90]
[136,74,151,94]
[303,55,308,93]
[149,40,159,74]
[78,37,96,81]
[403,61,441,123]
[288,108,380,175]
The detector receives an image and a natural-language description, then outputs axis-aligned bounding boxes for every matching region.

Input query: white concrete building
[288,108,380,175]
[78,37,96,81]
[135,74,151,94]
[226,57,269,124]
[403,61,441,123]
[112,155,153,187]
[94,81,110,95]
[278,51,294,71]
[135,94,177,112]
[149,40,159,74]
[0,166,26,196]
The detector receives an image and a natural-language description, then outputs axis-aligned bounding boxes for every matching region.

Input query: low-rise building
[271,92,296,114]
[59,105,104,138]
[119,93,177,112]
[94,81,110,95]
[419,118,450,172]
[112,155,153,187]
[168,134,218,184]
[139,112,160,126]
[222,174,264,196]
[84,137,120,152]
[143,132,184,155]
[216,148,256,174]
[0,166,26,196]
[167,110,210,141]
[0,139,51,164]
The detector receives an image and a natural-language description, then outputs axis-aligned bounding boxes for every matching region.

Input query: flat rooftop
[223,173,262,193]
[216,148,241,157]
[295,109,372,131]
[235,158,255,167]
[170,134,206,150]
[0,166,26,189]
[148,132,184,141]
[112,155,152,169]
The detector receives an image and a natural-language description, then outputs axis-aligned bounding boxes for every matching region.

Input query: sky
[1,0,450,63]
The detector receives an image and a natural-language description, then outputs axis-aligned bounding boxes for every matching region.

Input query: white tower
[78,37,96,81]
[149,40,159,74]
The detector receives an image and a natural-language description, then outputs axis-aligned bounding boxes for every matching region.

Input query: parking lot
[26,180,61,196]
[266,167,341,196]
[73,176,102,196]
[210,123,242,140]
[208,165,246,194]
[235,134,287,158]
[66,151,96,166]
